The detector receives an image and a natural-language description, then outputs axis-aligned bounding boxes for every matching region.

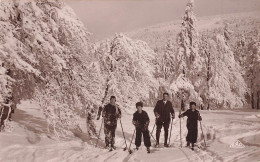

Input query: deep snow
[0,101,260,162]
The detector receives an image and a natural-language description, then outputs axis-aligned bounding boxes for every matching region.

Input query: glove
[178,114,182,118]
[106,121,111,125]
[197,112,202,121]
[143,121,149,131]
[171,114,175,119]
[155,112,160,119]
[132,121,139,127]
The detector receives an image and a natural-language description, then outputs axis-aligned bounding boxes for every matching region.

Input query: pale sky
[65,0,260,41]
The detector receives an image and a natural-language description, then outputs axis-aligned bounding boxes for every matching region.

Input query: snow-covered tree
[207,32,247,109]
[170,0,204,108]
[161,40,176,80]
[93,34,159,110]
[0,0,102,137]
[245,41,260,109]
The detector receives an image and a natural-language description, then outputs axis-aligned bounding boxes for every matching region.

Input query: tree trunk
[257,90,259,109]
[251,92,255,109]
[206,51,210,110]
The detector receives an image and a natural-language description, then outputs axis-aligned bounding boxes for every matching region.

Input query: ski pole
[151,121,156,135]
[149,131,156,144]
[200,120,206,147]
[179,110,182,148]
[128,129,136,154]
[120,119,128,151]
[95,118,104,147]
[168,118,174,146]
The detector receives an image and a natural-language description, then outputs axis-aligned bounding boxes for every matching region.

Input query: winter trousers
[104,124,117,146]
[135,128,151,148]
[186,127,198,144]
[156,120,170,144]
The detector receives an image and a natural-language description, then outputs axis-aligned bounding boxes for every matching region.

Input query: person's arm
[132,113,139,127]
[178,110,188,118]
[115,104,121,119]
[102,106,107,118]
[117,107,122,119]
[97,106,103,120]
[144,112,150,130]
[154,101,160,119]
[197,111,202,121]
[170,102,175,119]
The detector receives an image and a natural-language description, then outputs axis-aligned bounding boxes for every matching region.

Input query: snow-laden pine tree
[161,40,176,80]
[0,0,102,137]
[206,30,247,109]
[245,40,260,109]
[92,34,159,110]
[170,0,205,108]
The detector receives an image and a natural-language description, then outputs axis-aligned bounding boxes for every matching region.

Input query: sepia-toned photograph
[0,0,259,161]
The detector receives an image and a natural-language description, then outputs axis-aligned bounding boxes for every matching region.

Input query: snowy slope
[125,11,260,50]
[1,101,259,162]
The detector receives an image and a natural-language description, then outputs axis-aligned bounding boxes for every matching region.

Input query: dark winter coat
[102,103,121,126]
[154,100,175,122]
[133,110,150,130]
[182,109,201,129]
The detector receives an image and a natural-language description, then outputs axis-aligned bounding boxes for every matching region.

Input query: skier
[132,102,151,153]
[102,96,121,149]
[0,98,12,132]
[85,107,97,137]
[154,92,175,147]
[178,101,202,150]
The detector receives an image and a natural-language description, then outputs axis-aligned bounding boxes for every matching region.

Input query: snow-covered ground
[0,101,260,162]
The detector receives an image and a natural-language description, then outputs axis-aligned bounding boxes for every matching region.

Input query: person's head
[4,98,10,104]
[91,108,95,113]
[136,102,143,113]
[110,96,116,105]
[163,92,169,101]
[190,101,196,110]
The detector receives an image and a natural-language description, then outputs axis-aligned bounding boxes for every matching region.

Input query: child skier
[132,102,151,153]
[178,101,202,150]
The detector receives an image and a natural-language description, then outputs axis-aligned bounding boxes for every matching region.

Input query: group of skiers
[97,93,202,153]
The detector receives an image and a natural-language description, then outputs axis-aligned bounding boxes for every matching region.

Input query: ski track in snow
[0,102,260,162]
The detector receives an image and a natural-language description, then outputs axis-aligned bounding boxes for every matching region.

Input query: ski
[128,148,138,154]
[129,148,151,154]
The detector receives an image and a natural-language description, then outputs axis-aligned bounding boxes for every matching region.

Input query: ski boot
[186,142,190,148]
[111,144,116,150]
[191,143,194,151]
[147,147,150,153]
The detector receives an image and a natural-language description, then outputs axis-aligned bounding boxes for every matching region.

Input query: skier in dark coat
[102,96,121,149]
[0,98,12,132]
[154,92,175,147]
[132,102,151,153]
[179,101,202,150]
